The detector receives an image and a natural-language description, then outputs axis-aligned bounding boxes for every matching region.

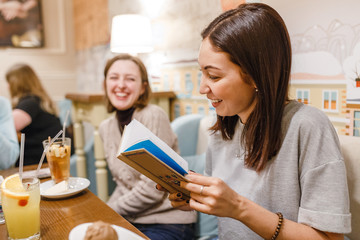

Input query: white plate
[40,177,90,199]
[23,168,51,179]
[69,222,145,240]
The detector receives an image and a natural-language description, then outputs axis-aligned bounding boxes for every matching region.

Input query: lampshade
[110,14,154,54]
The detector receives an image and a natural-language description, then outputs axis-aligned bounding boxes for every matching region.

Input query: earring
[255,88,259,92]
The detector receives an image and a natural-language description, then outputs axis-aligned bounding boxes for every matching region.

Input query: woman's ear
[140,81,147,95]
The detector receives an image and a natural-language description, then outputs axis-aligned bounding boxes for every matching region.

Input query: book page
[119,119,188,172]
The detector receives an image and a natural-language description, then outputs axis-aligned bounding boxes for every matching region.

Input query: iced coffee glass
[1,174,40,240]
[42,137,71,184]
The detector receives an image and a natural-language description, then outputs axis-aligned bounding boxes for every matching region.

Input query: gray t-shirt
[205,100,351,239]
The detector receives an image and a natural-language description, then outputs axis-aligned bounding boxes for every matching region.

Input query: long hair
[202,3,292,172]
[6,63,58,115]
[103,54,152,113]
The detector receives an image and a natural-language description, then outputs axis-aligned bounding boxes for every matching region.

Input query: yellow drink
[43,137,71,184]
[1,174,40,240]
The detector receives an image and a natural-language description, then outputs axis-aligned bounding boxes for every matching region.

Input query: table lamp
[110,14,154,54]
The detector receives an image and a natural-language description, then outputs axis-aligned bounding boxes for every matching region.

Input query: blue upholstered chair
[171,114,218,240]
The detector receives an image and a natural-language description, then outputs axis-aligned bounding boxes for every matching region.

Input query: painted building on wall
[151,41,360,136]
[152,60,215,119]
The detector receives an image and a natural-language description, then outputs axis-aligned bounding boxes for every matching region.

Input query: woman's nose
[117,78,126,88]
[199,77,209,95]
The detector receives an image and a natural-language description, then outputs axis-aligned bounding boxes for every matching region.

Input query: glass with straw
[42,117,71,185]
[1,134,41,239]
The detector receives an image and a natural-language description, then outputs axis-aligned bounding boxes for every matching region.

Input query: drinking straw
[36,130,63,176]
[19,133,25,182]
[62,110,70,144]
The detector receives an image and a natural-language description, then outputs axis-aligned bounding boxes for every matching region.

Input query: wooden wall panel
[73,0,109,50]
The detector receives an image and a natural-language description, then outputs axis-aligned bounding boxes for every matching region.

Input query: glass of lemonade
[42,137,71,184]
[1,174,40,240]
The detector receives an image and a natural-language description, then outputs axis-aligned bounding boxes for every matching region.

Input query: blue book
[125,140,188,176]
[117,119,190,199]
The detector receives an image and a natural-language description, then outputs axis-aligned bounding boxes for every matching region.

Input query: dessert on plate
[84,221,118,240]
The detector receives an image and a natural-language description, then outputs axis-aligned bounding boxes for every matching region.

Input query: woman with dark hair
[6,63,62,166]
[99,54,196,240]
[166,3,351,239]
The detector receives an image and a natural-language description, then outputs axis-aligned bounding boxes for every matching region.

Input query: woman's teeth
[211,99,222,103]
[116,93,127,97]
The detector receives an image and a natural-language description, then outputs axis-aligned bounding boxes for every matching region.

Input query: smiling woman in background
[99,54,196,240]
[6,63,62,166]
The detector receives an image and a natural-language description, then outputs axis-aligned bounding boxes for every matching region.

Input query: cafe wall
[0,0,77,101]
[264,0,360,136]
[14,0,355,135]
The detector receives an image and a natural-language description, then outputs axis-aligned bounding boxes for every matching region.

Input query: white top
[205,101,351,239]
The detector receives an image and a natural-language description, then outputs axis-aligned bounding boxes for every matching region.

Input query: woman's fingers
[155,184,166,191]
[168,192,193,211]
[185,171,215,186]
[171,200,192,211]
[181,181,210,197]
[168,192,184,200]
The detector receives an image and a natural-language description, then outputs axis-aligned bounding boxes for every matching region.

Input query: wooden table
[0,166,149,240]
[65,91,176,202]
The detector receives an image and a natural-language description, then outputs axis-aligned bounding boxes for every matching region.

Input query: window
[198,106,205,115]
[185,105,192,115]
[174,104,180,119]
[296,89,310,104]
[323,90,338,111]
[354,111,360,137]
[185,73,193,92]
[197,71,202,91]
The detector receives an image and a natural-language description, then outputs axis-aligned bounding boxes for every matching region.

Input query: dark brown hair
[202,3,291,172]
[103,54,152,113]
[6,63,58,115]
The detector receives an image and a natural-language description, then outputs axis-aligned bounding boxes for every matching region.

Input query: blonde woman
[99,54,196,240]
[6,63,62,166]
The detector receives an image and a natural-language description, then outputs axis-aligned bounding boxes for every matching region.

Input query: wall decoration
[0,0,44,47]
[73,0,109,50]
[289,19,360,136]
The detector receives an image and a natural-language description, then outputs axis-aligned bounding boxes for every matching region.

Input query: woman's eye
[209,75,219,80]
[109,77,118,81]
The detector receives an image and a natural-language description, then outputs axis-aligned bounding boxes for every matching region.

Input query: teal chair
[171,114,218,240]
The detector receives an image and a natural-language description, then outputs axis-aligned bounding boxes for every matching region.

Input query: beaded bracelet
[270,212,283,240]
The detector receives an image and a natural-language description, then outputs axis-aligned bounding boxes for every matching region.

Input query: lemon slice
[1,174,30,203]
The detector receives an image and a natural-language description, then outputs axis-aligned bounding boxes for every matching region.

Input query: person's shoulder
[0,97,12,117]
[136,104,168,119]
[286,100,329,124]
[99,114,116,132]
[284,100,334,135]
[0,96,10,106]
[141,104,165,113]
[100,114,116,126]
[18,95,39,105]
[21,95,38,101]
